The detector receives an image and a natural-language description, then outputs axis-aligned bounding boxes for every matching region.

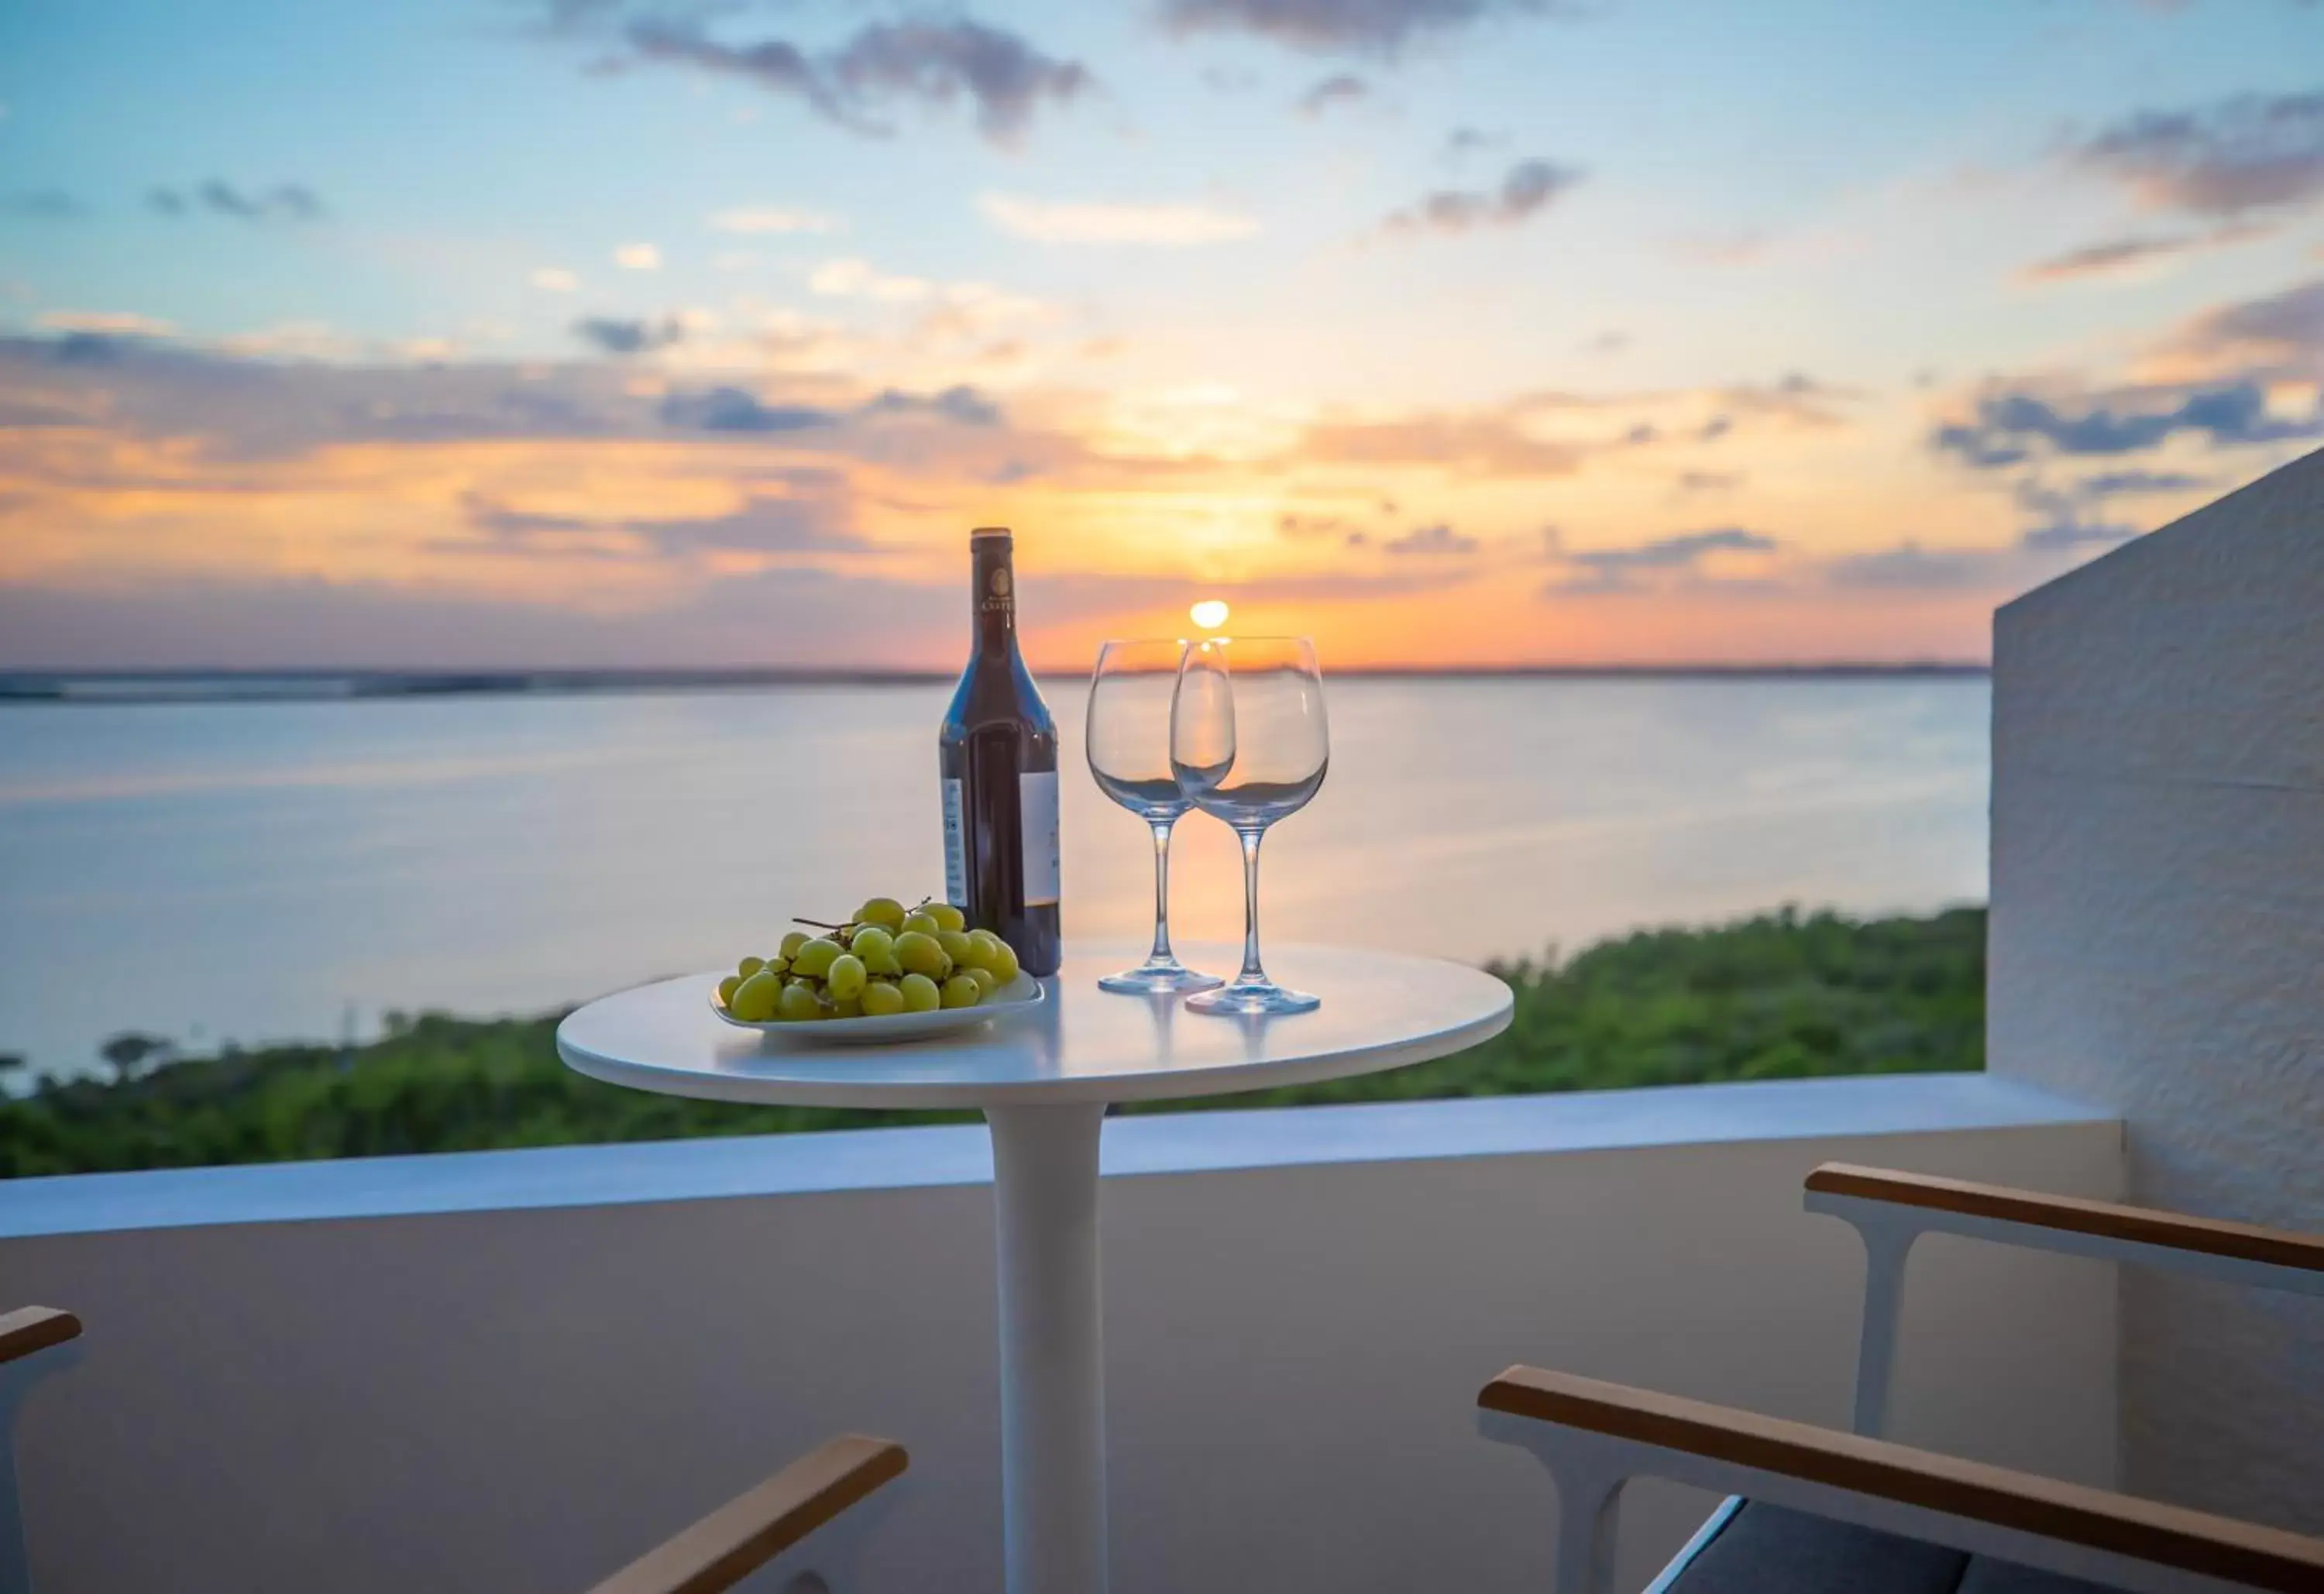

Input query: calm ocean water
[0,676,1990,1077]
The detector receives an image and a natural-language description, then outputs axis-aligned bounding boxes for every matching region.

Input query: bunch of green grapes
[717,895,1023,1022]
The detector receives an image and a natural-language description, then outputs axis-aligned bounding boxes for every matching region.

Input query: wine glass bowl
[1170,636,1329,1015]
[1085,640,1222,995]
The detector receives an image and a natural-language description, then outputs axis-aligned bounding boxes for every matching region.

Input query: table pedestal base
[987,1103,1109,1594]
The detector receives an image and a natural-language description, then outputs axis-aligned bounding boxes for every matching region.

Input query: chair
[1477,1164,2324,1592]
[0,1300,905,1594]
[0,1307,81,1594]
[582,1433,909,1594]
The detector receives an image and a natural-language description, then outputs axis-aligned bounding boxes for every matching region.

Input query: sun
[1189,599,1230,630]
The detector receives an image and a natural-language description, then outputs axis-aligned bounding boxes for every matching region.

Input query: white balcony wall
[1990,445,2324,1532]
[0,1076,2118,1592]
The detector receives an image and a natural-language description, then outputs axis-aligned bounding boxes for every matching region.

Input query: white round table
[557,940,1513,1594]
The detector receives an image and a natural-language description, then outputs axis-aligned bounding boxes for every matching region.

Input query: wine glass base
[1184,981,1320,1016]
[1098,961,1225,995]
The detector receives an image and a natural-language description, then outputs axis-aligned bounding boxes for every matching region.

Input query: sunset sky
[2,0,2321,669]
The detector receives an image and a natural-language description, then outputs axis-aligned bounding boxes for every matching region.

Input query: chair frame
[584,1434,909,1594]
[0,1297,901,1594]
[0,1309,82,1594]
[1478,1163,2324,1594]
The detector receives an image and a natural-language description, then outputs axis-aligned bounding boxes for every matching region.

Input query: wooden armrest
[1805,1163,2324,1276]
[1481,1366,2324,1592]
[583,1434,907,1594]
[0,1307,81,1366]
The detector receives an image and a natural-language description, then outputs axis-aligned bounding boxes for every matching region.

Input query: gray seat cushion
[1665,1500,2127,1593]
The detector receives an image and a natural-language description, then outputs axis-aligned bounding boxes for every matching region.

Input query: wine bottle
[940,527,1062,976]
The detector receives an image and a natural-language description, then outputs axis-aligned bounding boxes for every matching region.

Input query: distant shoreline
[0,662,1991,705]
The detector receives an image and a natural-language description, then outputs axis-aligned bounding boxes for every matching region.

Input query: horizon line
[0,660,1992,705]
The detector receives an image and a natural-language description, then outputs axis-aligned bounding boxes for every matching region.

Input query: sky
[1,0,2321,671]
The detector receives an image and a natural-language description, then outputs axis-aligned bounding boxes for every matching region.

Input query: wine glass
[1086,640,1223,995]
[1170,636,1329,1015]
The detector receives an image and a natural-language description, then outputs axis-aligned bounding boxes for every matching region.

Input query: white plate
[710,972,1047,1045]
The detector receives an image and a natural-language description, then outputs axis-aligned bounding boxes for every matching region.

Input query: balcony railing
[0,1073,2119,1592]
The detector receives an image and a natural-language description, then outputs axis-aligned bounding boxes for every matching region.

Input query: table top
[556,940,1514,1110]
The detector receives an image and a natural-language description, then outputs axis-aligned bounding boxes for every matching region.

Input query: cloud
[1824,541,2004,591]
[1297,74,1370,115]
[2,189,84,220]
[709,206,841,235]
[978,192,1260,244]
[2158,275,2324,376]
[2017,222,2271,284]
[1382,157,1580,235]
[1298,408,1580,477]
[861,385,1006,426]
[2019,518,2140,552]
[810,256,933,301]
[1160,0,1562,57]
[35,310,175,338]
[655,380,1006,432]
[2067,90,2324,217]
[614,242,662,270]
[2075,469,2209,496]
[1380,522,1478,555]
[149,180,325,223]
[532,267,581,292]
[572,315,686,356]
[1277,511,1357,539]
[1932,380,2324,467]
[1550,527,1778,593]
[623,16,1095,147]
[464,483,865,557]
[2008,466,2209,551]
[658,386,840,433]
[1443,126,1501,156]
[2020,234,2192,283]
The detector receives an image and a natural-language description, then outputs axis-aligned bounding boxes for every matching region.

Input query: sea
[0,673,1991,1078]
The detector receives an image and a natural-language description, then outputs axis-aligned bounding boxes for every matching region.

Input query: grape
[860,980,905,1017]
[851,926,902,975]
[731,969,785,1022]
[776,982,824,1022]
[964,966,998,999]
[830,996,863,1019]
[895,930,951,979]
[765,957,789,976]
[737,956,765,980]
[826,953,868,1001]
[898,972,941,1013]
[929,903,967,933]
[935,929,973,967]
[779,930,810,960]
[855,897,907,932]
[791,938,843,978]
[717,974,744,1006]
[964,929,1020,982]
[900,910,940,937]
[940,974,982,1009]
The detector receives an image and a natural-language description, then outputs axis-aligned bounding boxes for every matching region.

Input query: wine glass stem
[1235,824,1268,987]
[1147,818,1177,964]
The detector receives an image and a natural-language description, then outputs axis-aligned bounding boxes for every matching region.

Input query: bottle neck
[972,537,1018,659]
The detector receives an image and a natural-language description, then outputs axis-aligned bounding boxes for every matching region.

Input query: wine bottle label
[1019,770,1061,907]
[941,778,968,908]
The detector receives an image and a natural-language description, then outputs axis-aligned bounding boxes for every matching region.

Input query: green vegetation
[0,907,1985,1179]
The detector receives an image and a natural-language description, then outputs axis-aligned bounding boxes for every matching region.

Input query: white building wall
[1989,445,2324,1531]
[0,1078,2116,1593]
